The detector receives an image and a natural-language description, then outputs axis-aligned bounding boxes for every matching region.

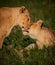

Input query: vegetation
[0,0,55,65]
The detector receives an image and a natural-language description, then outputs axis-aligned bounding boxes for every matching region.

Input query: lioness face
[17,6,30,30]
[23,20,43,35]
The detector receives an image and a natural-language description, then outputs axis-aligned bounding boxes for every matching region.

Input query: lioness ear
[36,20,43,27]
[20,6,26,13]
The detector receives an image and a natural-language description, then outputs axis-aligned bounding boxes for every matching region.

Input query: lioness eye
[22,26,24,28]
[27,18,29,21]
[28,28,30,29]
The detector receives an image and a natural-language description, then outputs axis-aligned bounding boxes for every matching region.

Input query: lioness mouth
[22,30,29,33]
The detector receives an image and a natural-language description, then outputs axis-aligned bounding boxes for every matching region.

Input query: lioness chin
[0,6,30,48]
[23,20,55,49]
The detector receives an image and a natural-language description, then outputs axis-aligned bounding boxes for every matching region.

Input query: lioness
[0,6,30,48]
[23,20,55,49]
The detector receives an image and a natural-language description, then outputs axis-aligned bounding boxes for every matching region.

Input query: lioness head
[16,6,30,30]
[22,20,43,35]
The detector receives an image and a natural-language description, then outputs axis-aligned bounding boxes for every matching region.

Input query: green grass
[0,0,55,65]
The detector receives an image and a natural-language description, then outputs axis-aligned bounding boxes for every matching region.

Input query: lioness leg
[0,36,5,49]
[20,43,36,52]
[36,41,43,49]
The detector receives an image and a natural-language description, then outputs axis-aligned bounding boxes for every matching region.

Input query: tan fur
[0,6,30,48]
[23,20,55,49]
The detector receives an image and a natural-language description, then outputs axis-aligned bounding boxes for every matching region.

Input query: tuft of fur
[0,6,30,48]
[23,20,55,49]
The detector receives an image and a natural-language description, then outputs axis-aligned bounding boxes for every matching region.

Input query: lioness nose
[26,31,29,33]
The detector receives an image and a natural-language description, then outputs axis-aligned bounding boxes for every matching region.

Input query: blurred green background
[0,0,55,65]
